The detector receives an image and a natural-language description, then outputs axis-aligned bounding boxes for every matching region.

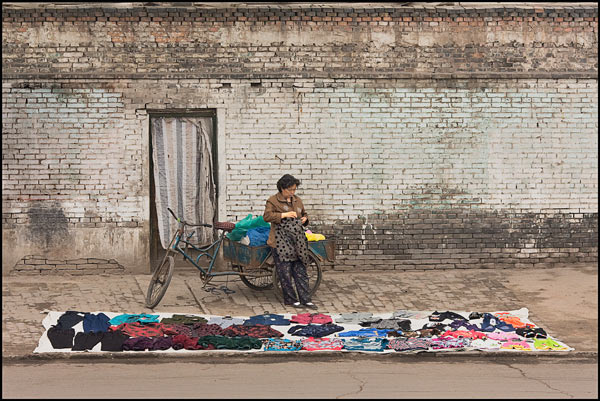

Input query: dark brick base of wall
[314,210,598,271]
[12,255,125,274]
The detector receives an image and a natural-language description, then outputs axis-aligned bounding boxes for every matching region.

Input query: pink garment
[442,330,487,340]
[301,337,344,351]
[291,313,333,325]
[500,340,532,350]
[486,331,521,341]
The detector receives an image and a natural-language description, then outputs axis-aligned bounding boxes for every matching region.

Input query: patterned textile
[430,336,471,350]
[361,318,411,331]
[171,334,210,350]
[161,323,195,337]
[190,323,225,337]
[242,314,290,326]
[441,330,487,340]
[486,331,521,341]
[337,328,393,337]
[290,313,333,325]
[151,336,173,351]
[272,249,311,305]
[222,324,284,338]
[500,340,532,351]
[151,116,216,248]
[262,338,303,351]
[342,337,388,352]
[197,335,262,350]
[288,324,345,338]
[109,314,160,326]
[110,322,166,338]
[122,336,154,351]
[334,312,379,325]
[274,218,311,266]
[388,338,432,351]
[160,314,208,325]
[208,316,245,328]
[301,337,344,351]
[532,338,568,351]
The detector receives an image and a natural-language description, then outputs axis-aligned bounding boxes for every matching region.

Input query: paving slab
[2,264,597,359]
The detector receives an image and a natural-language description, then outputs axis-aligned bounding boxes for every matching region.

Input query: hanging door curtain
[152,117,216,249]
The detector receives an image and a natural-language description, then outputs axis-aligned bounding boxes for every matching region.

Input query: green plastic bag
[227,214,270,242]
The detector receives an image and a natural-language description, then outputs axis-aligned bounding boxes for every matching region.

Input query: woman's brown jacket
[263,192,309,248]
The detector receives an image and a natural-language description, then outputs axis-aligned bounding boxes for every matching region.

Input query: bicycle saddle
[214,222,235,232]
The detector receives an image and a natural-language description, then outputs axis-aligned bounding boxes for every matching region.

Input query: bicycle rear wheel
[272,252,322,297]
[239,264,274,291]
[145,254,174,308]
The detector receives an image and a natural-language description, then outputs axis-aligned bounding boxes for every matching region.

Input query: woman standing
[263,174,318,310]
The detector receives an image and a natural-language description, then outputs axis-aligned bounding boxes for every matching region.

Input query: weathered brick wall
[2,3,598,273]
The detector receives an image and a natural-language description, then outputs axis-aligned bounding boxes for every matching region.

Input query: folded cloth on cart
[246,226,271,246]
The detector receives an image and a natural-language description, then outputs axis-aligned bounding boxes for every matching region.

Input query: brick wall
[2,3,598,273]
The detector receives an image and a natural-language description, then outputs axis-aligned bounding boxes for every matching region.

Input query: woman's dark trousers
[272,248,311,305]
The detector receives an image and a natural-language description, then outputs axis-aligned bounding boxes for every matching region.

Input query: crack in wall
[502,362,575,399]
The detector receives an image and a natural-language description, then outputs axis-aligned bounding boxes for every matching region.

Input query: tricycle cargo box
[223,237,335,268]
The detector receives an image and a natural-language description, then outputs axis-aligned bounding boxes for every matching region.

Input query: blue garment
[243,313,290,326]
[288,324,345,338]
[83,313,111,333]
[246,226,271,247]
[262,338,303,351]
[108,313,160,326]
[337,328,393,337]
[342,337,389,352]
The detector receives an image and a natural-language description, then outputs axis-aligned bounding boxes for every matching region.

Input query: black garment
[516,327,547,339]
[47,326,75,349]
[275,217,311,266]
[100,331,130,351]
[288,324,345,338]
[72,332,104,351]
[273,248,311,305]
[429,311,467,322]
[360,319,412,331]
[55,311,86,330]
[468,312,483,320]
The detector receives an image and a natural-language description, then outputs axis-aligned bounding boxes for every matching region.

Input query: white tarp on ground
[34,308,573,354]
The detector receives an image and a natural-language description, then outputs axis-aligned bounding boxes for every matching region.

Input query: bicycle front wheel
[273,252,322,297]
[145,255,174,308]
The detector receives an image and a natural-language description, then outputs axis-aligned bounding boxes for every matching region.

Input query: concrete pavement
[2,263,597,359]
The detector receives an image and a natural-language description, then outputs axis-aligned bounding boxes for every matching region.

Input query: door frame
[147,109,219,270]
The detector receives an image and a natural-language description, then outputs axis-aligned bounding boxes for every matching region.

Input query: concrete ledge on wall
[2,226,150,275]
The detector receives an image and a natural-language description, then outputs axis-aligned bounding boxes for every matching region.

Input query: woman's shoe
[304,302,318,310]
[292,302,303,308]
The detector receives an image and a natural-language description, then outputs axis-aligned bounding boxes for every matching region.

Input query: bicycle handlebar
[166,207,212,228]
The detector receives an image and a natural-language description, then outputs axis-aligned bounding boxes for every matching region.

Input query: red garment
[171,334,215,350]
[222,324,284,338]
[110,322,165,337]
[442,329,486,340]
[290,313,333,325]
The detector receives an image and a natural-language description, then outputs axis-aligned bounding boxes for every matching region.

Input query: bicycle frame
[168,222,244,278]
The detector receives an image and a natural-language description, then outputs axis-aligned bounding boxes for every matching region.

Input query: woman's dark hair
[277,174,301,192]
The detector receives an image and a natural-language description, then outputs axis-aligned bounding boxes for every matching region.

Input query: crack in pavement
[502,362,575,399]
[335,370,366,399]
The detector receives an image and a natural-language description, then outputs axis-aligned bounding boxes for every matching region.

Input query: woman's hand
[282,211,297,219]
[301,216,307,224]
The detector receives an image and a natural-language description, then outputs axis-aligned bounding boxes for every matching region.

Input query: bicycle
[146,207,329,308]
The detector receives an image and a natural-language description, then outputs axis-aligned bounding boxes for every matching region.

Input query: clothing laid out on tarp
[35,308,573,354]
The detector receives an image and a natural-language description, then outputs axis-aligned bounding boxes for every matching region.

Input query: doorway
[149,111,217,271]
